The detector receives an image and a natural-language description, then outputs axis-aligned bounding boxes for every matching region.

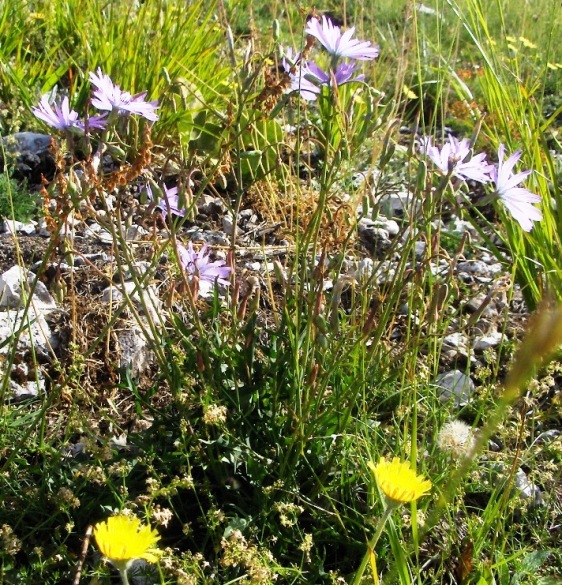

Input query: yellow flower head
[368,457,432,505]
[93,515,160,569]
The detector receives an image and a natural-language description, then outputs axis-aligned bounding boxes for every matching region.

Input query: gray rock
[129,558,158,585]
[0,266,57,311]
[197,195,226,216]
[457,260,491,276]
[473,331,503,351]
[118,324,153,379]
[435,370,475,406]
[0,132,55,183]
[358,218,391,258]
[0,308,59,360]
[2,219,37,235]
[101,282,163,325]
[222,213,235,236]
[443,332,470,357]
[378,191,421,218]
[514,468,543,506]
[414,240,426,259]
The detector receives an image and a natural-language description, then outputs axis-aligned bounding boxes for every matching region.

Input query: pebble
[2,219,37,235]
[435,370,475,406]
[0,266,56,310]
[514,468,543,507]
[473,331,503,351]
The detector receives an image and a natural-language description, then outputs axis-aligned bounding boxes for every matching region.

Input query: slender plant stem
[119,568,130,585]
[352,505,394,585]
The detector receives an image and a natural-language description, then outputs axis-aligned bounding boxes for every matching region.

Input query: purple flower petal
[305,16,379,61]
[89,68,159,121]
[32,95,81,131]
[491,143,542,231]
[420,135,493,183]
[177,242,232,287]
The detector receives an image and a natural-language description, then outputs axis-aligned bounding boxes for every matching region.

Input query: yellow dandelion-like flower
[368,457,432,505]
[93,515,160,570]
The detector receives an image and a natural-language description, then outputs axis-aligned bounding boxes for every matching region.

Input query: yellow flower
[368,457,432,505]
[93,515,160,570]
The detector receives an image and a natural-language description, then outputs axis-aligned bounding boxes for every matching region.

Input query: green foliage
[0,0,229,141]
[0,173,39,222]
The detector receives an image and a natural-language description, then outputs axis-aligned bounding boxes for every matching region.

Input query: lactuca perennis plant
[420,135,543,232]
[284,15,379,101]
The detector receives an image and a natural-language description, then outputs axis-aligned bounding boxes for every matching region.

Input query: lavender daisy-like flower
[177,242,231,294]
[89,68,159,121]
[287,61,321,101]
[32,95,81,131]
[420,135,493,184]
[32,95,107,132]
[305,61,365,87]
[490,144,542,232]
[146,183,186,217]
[305,15,379,61]
[284,49,365,100]
[77,113,108,132]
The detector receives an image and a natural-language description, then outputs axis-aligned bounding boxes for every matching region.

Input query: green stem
[352,505,394,585]
[118,567,130,585]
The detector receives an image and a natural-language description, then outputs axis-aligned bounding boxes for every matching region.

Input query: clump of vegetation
[0,173,39,222]
[0,0,561,583]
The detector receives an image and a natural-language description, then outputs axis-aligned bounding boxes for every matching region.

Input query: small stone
[443,333,470,356]
[435,370,475,406]
[473,331,503,351]
[118,324,153,379]
[457,260,490,276]
[0,266,57,310]
[125,225,149,240]
[222,214,235,236]
[9,378,44,402]
[378,191,421,218]
[2,219,37,235]
[514,468,543,507]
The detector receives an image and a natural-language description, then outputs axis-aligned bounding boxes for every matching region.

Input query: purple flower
[305,16,379,61]
[32,95,107,132]
[284,52,365,100]
[490,144,542,232]
[32,95,81,131]
[177,242,231,290]
[282,49,319,101]
[89,68,159,121]
[306,61,365,86]
[77,113,108,132]
[146,183,186,217]
[420,135,493,183]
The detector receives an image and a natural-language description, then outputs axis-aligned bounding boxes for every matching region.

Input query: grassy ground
[0,0,561,583]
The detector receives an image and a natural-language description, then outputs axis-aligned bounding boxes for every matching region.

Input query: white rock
[473,331,503,351]
[457,260,490,276]
[443,332,470,356]
[222,213,235,236]
[0,308,59,359]
[514,468,543,506]
[118,324,153,379]
[9,378,45,402]
[435,370,475,406]
[378,191,421,218]
[2,219,37,235]
[0,266,57,310]
[101,282,163,325]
